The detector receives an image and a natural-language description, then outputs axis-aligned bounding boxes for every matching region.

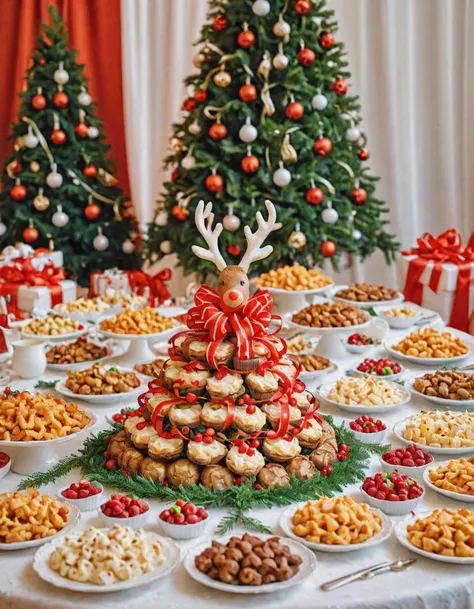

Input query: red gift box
[89,268,172,306]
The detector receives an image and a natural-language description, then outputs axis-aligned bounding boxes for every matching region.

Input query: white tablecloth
[1,323,474,609]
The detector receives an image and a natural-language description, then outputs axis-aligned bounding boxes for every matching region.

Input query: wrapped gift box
[401,230,474,332]
[15,280,76,312]
[90,268,131,296]
[90,268,172,305]
[0,244,63,269]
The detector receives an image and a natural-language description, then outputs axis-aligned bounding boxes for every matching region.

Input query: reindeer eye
[220,280,225,286]
[240,280,245,286]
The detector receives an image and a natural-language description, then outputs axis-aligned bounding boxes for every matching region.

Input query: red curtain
[0,0,129,191]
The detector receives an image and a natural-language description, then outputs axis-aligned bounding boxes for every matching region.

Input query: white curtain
[121,0,474,295]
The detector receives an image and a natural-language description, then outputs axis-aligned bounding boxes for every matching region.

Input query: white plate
[0,503,80,551]
[298,362,339,384]
[53,305,122,324]
[393,415,474,455]
[287,312,372,336]
[326,284,404,308]
[98,320,180,342]
[384,337,473,366]
[183,533,316,594]
[20,323,90,343]
[33,530,180,592]
[318,379,411,414]
[407,377,474,409]
[46,342,121,372]
[279,502,392,553]
[55,367,147,405]
[395,511,474,563]
[423,462,474,503]
[265,285,333,296]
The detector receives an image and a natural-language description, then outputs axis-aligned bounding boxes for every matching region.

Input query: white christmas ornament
[46,167,63,189]
[352,229,362,240]
[223,209,241,232]
[78,90,92,106]
[252,0,270,16]
[88,126,99,139]
[53,63,69,85]
[273,164,291,187]
[0,221,6,237]
[273,17,291,38]
[122,239,135,254]
[239,118,258,143]
[312,16,323,27]
[312,93,328,111]
[346,127,361,142]
[155,210,168,227]
[160,240,172,254]
[24,131,38,149]
[327,61,335,68]
[52,205,69,227]
[181,154,196,170]
[188,120,201,135]
[93,229,109,251]
[273,52,289,70]
[322,207,339,224]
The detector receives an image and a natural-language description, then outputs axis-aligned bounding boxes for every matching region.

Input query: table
[1,322,474,609]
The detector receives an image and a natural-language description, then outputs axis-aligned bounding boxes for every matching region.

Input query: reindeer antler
[191,200,227,271]
[239,200,282,272]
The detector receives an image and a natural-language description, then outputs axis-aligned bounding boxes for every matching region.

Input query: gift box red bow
[126,269,171,305]
[402,229,474,332]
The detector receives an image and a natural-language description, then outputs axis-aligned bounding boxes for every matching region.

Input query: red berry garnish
[194,433,203,442]
[254,483,262,491]
[105,459,116,471]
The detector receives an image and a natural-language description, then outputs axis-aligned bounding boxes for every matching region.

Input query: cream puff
[294,417,323,448]
[162,360,210,395]
[200,465,234,491]
[262,436,301,463]
[200,402,228,429]
[233,405,267,433]
[293,390,314,413]
[124,416,143,437]
[187,439,227,465]
[272,357,298,380]
[167,458,200,488]
[206,371,244,400]
[131,423,158,450]
[168,403,202,428]
[226,445,265,476]
[261,401,302,428]
[146,391,178,417]
[148,435,183,460]
[246,369,279,401]
[185,338,235,366]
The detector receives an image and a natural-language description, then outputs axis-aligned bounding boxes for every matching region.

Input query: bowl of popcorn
[99,494,150,529]
[361,470,424,515]
[380,445,433,478]
[58,480,104,511]
[319,376,410,414]
[386,328,470,365]
[376,305,423,329]
[158,500,210,540]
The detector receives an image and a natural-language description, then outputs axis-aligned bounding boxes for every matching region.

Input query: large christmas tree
[147,0,399,279]
[0,7,140,285]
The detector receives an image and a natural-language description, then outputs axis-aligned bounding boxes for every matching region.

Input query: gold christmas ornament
[213,69,232,87]
[33,190,50,212]
[14,136,25,151]
[169,136,184,151]
[30,161,40,173]
[288,227,307,250]
[193,52,206,68]
[98,168,119,187]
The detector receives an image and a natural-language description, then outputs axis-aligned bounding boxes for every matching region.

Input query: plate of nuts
[45,337,118,371]
[327,283,404,308]
[289,301,370,335]
[296,353,338,383]
[20,316,90,341]
[409,370,474,408]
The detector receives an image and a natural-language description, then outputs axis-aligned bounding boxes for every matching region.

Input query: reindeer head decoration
[192,200,282,312]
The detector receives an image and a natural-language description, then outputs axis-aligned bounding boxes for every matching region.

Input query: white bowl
[360,484,423,515]
[57,483,104,512]
[98,503,150,529]
[0,454,11,481]
[344,342,375,355]
[348,425,387,445]
[376,307,423,329]
[379,454,432,480]
[157,510,211,540]
[350,361,404,382]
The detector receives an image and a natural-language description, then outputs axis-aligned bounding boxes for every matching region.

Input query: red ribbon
[126,269,171,305]
[402,230,474,332]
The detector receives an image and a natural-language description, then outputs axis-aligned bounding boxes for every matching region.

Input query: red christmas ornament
[39,58,46,65]
[53,91,69,108]
[171,168,179,183]
[83,164,97,178]
[10,183,27,200]
[23,225,38,243]
[358,148,370,161]
[10,159,22,174]
[171,205,189,221]
[241,155,259,173]
[332,78,348,96]
[194,88,208,103]
[306,187,324,205]
[295,0,311,14]
[182,97,196,113]
[227,244,241,257]
[352,187,368,205]
[285,101,304,120]
[32,94,47,110]
[313,136,333,157]
[212,14,228,32]
[319,31,335,49]
[205,173,224,193]
[75,122,89,138]
[237,29,256,48]
[84,203,101,221]
[320,240,336,257]
[297,47,316,67]
[51,129,67,145]
[239,84,257,102]
[209,123,227,140]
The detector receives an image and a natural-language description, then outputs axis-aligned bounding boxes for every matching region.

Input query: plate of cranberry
[159,500,210,540]
[58,480,103,511]
[348,416,386,444]
[361,470,424,514]
[353,358,403,380]
[380,445,433,478]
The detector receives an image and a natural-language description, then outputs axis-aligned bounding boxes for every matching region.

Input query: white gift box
[0,245,63,270]
[400,255,474,326]
[90,268,131,296]
[16,280,76,313]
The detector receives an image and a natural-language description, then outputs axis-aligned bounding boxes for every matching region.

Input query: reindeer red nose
[228,290,240,302]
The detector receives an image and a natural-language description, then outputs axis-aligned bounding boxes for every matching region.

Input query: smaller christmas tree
[0,6,140,285]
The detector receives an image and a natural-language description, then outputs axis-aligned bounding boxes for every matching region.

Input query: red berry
[78,489,89,499]
[254,483,262,491]
[246,404,256,415]
[197,508,208,520]
[239,443,248,454]
[203,436,213,444]
[206,427,215,437]
[160,509,171,521]
[181,426,190,435]
[366,486,377,497]
[388,493,400,502]
[375,491,386,500]
[182,503,198,516]
[320,467,328,476]
[174,513,186,525]
[234,439,243,447]
[163,480,169,487]
[247,447,255,456]
[105,459,116,471]
[103,450,110,458]
[235,477,243,486]
[339,444,349,453]
[167,515,175,524]
[250,439,260,448]
[175,499,185,507]
[194,433,203,443]
[186,514,200,525]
